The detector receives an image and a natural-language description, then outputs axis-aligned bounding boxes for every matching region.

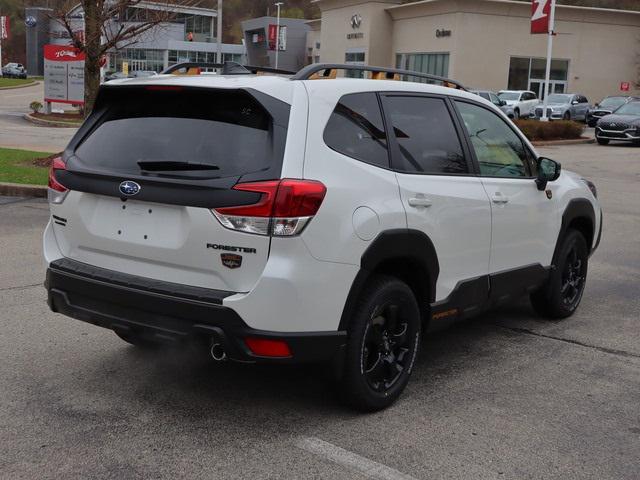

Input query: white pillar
[275,2,283,69]
[216,0,223,63]
[541,0,557,122]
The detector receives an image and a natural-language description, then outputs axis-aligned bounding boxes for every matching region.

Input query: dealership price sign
[531,0,552,34]
[44,44,85,105]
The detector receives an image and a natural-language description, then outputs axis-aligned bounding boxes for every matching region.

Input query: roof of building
[386,0,640,16]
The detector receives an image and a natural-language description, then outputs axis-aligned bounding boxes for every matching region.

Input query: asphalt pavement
[0,82,77,152]
[0,143,638,479]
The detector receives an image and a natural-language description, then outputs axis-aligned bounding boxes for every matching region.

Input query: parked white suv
[498,90,540,119]
[44,64,602,411]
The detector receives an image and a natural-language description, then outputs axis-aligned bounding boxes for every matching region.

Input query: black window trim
[322,91,393,171]
[379,91,476,177]
[450,97,538,180]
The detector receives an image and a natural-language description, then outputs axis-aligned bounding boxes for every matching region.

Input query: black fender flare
[338,229,440,330]
[553,198,596,266]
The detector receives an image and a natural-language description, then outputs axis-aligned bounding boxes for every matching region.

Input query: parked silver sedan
[530,93,591,121]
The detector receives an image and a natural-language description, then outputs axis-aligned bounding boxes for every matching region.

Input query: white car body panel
[396,174,492,300]
[43,74,602,336]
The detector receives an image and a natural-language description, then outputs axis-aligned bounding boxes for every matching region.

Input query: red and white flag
[0,16,10,40]
[531,0,552,34]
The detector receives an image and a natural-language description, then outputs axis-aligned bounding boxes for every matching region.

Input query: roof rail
[291,63,467,90]
[161,61,296,76]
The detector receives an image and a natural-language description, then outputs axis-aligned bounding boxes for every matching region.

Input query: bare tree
[51,0,196,114]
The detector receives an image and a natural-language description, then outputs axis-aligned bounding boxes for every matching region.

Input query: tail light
[48,157,69,204]
[244,337,292,358]
[212,179,326,236]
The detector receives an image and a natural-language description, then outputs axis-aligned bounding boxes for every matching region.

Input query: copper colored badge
[221,253,242,269]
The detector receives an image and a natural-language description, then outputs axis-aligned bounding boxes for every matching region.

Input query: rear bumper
[45,258,346,364]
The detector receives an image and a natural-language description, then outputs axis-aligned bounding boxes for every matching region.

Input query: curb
[23,113,82,128]
[532,137,595,147]
[0,182,47,198]
[0,80,38,90]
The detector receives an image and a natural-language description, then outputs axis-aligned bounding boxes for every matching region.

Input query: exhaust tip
[210,342,227,361]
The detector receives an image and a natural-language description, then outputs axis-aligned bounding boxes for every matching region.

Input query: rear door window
[75,88,284,178]
[383,95,468,175]
[323,92,390,168]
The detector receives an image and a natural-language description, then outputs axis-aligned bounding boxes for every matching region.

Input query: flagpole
[540,0,556,122]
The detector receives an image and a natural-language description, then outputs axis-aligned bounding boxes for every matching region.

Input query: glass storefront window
[509,56,569,90]
[395,53,450,83]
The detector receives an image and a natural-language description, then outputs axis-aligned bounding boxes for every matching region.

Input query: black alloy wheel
[560,243,586,309]
[340,275,421,411]
[531,229,589,319]
[362,304,412,393]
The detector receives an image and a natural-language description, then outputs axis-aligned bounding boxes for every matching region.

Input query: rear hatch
[49,84,290,292]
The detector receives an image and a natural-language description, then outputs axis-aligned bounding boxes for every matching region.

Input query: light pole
[217,0,223,64]
[274,2,283,69]
[541,0,557,122]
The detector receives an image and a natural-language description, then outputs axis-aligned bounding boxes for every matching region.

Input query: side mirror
[499,100,507,106]
[536,157,561,191]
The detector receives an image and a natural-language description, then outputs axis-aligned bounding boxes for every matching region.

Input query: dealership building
[25,1,245,76]
[310,0,640,102]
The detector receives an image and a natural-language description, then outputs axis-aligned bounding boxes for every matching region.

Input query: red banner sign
[620,82,630,92]
[44,44,85,62]
[268,24,277,50]
[531,0,552,34]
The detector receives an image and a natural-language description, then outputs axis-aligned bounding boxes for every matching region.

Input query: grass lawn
[0,148,53,186]
[0,78,35,88]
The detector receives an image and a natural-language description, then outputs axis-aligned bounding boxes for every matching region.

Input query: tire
[563,112,571,121]
[513,108,520,120]
[531,229,589,319]
[596,137,609,145]
[339,275,421,411]
[114,330,161,348]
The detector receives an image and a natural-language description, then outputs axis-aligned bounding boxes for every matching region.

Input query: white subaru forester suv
[44,63,602,411]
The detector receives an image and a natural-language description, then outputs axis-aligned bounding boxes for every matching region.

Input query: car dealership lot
[0,143,638,479]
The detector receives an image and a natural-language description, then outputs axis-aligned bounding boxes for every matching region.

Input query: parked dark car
[588,96,640,127]
[2,63,27,79]
[595,100,640,145]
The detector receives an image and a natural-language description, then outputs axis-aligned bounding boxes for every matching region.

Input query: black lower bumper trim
[46,259,346,364]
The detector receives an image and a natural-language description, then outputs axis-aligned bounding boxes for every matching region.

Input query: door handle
[491,192,509,204]
[408,196,432,208]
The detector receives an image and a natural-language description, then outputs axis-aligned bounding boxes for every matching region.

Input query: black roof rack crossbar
[291,63,467,90]
[161,61,296,76]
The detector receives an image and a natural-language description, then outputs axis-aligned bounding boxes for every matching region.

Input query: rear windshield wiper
[137,161,219,171]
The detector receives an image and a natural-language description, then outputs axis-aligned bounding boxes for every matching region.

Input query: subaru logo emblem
[119,181,140,196]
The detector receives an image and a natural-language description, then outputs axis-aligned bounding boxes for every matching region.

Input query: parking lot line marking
[295,436,419,480]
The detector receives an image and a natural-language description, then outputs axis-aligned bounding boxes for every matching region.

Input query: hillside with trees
[0,0,637,66]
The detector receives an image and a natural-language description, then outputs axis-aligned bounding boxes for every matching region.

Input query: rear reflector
[48,157,69,204]
[244,337,292,358]
[212,179,326,236]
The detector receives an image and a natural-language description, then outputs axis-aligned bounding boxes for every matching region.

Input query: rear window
[75,88,282,178]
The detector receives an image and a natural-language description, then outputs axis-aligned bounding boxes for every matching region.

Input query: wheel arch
[338,229,439,330]
[554,198,596,265]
